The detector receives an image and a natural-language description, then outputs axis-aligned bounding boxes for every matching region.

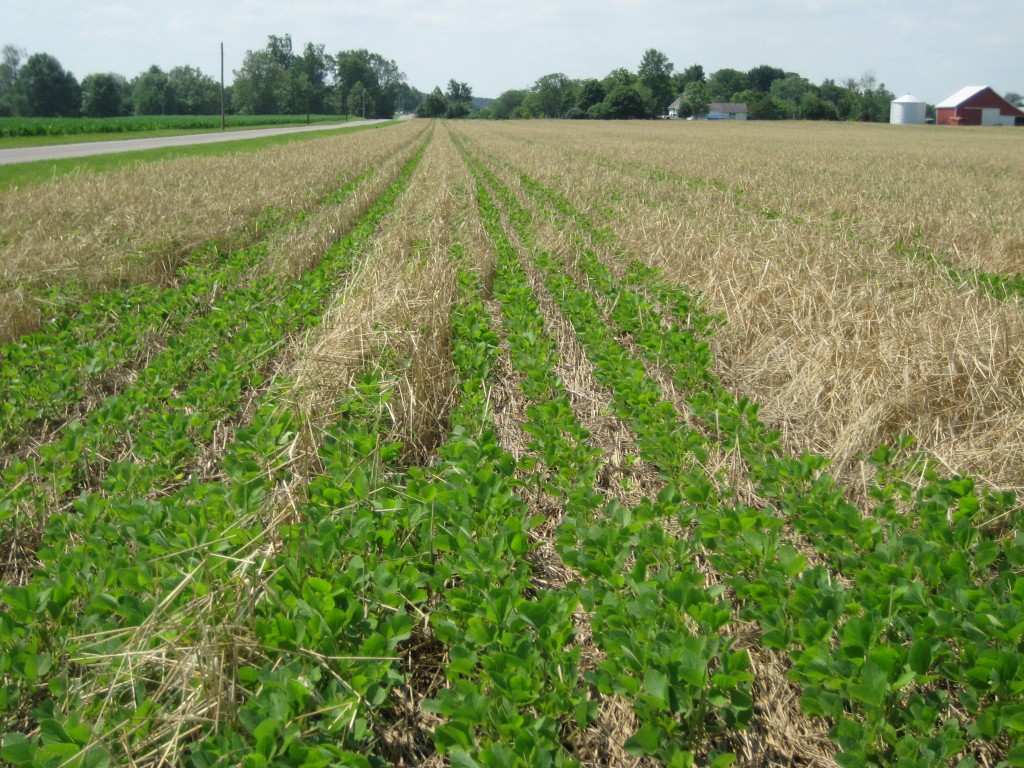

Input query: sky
[5,0,1023,106]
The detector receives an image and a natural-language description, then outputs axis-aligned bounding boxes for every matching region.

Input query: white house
[666,98,748,120]
[706,102,748,120]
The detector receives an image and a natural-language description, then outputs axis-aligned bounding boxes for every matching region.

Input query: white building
[705,102,748,120]
[890,94,927,124]
[666,97,748,120]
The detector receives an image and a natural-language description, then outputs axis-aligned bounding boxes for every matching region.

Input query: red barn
[935,86,1024,126]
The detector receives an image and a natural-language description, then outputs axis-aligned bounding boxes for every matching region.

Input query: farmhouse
[666,98,748,120]
[706,102,748,120]
[935,86,1024,126]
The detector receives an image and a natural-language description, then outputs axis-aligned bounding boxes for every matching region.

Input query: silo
[890,94,927,124]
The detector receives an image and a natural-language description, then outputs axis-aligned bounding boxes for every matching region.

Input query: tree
[266,34,295,69]
[769,74,814,116]
[132,65,172,115]
[576,78,606,114]
[682,80,710,117]
[231,35,333,115]
[671,64,704,101]
[678,64,705,86]
[858,70,878,94]
[510,103,535,119]
[490,88,528,119]
[857,81,894,122]
[446,79,472,105]
[281,69,312,115]
[748,95,782,120]
[638,48,674,117]
[445,79,472,118]
[1004,91,1023,107]
[167,66,219,114]
[335,49,405,118]
[395,83,424,114]
[836,71,893,121]
[296,43,332,114]
[603,68,636,90]
[746,64,786,94]
[81,73,128,117]
[800,92,837,120]
[600,84,648,119]
[348,81,370,117]
[819,79,859,120]
[242,35,323,115]
[415,86,447,118]
[365,52,405,117]
[334,49,374,115]
[10,52,80,117]
[531,72,576,118]
[706,68,748,102]
[232,49,286,114]
[0,44,26,115]
[446,101,470,119]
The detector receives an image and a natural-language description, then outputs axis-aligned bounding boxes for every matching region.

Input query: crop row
[457,131,1024,766]
[526,157,1024,767]
[892,237,1024,305]
[2,127,598,767]
[0,137,434,764]
[4,122,1021,768]
[0,133,419,452]
[184,261,555,765]
[453,132,751,767]
[0,141,422,524]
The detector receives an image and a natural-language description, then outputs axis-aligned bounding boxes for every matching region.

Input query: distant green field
[0,114,352,138]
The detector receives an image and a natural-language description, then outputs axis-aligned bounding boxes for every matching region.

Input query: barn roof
[708,102,748,113]
[936,85,989,108]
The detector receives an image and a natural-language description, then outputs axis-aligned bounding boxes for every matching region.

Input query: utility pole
[220,42,225,131]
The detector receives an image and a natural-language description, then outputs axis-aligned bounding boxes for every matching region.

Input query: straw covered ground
[1,119,1022,768]
[451,119,1024,497]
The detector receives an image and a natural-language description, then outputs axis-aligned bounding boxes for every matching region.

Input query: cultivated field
[1,119,1023,767]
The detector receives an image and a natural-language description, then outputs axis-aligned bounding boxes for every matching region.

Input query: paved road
[0,119,389,165]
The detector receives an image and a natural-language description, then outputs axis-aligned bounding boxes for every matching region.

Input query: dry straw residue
[291,126,468,469]
[456,120,1024,496]
[0,121,425,340]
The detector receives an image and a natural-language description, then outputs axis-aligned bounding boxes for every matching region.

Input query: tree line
[0,36,425,119]
[414,80,474,119]
[6,36,1016,124]
[478,50,901,121]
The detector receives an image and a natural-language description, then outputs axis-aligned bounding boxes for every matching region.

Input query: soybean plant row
[453,127,1024,767]
[1,121,1021,768]
[0,134,432,765]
